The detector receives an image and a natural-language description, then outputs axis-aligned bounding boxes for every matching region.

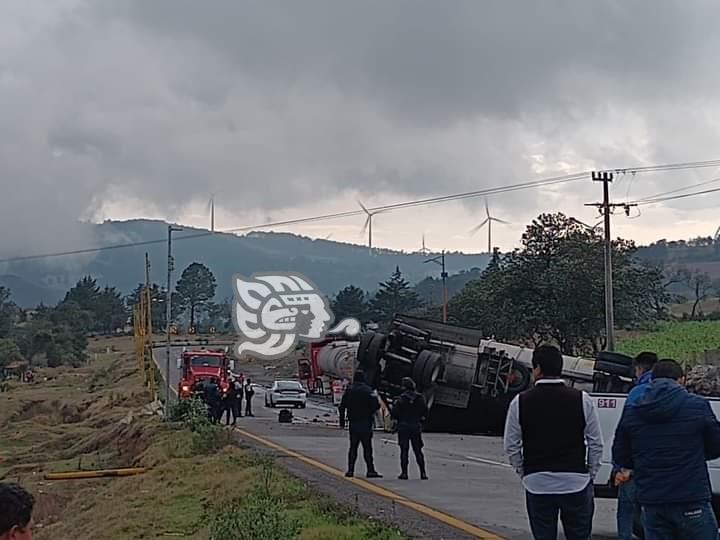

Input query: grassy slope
[0,337,403,540]
[617,320,720,363]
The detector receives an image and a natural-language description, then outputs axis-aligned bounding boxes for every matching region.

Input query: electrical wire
[2,158,720,264]
[628,176,720,204]
[633,185,720,206]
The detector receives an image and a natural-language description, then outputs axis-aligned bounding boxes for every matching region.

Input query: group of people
[503,345,720,539]
[338,371,429,480]
[197,376,255,425]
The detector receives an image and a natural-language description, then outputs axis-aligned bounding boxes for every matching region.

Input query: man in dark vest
[391,377,428,480]
[503,345,603,539]
[339,371,382,479]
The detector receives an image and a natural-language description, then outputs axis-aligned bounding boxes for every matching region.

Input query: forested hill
[637,237,720,277]
[0,219,490,307]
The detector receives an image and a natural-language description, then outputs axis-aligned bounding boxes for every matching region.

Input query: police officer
[223,378,238,426]
[391,377,428,480]
[244,378,255,417]
[338,371,382,479]
[233,376,244,419]
[204,378,222,424]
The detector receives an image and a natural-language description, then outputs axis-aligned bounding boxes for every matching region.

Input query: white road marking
[464,455,511,468]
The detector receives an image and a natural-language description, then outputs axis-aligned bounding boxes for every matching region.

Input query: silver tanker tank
[316,340,358,380]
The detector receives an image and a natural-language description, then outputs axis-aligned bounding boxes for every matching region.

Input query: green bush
[209,493,299,540]
[191,422,230,454]
[169,397,209,430]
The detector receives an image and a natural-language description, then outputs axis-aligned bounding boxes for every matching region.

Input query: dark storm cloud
[2,0,720,258]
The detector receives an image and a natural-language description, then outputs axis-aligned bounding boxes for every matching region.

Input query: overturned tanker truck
[304,315,621,434]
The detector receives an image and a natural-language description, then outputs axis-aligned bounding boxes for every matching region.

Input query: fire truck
[176,347,235,400]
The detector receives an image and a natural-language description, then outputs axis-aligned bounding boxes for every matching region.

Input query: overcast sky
[3,0,720,259]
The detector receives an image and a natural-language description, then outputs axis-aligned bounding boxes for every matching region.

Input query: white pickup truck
[590,392,720,533]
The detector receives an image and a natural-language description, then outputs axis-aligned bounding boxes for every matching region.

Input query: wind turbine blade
[492,218,510,225]
[358,200,370,215]
[361,215,371,234]
[485,198,490,218]
[469,219,489,234]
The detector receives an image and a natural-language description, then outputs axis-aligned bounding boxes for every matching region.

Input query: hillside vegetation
[0,337,402,540]
[617,321,720,364]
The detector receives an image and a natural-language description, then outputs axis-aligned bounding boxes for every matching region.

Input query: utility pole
[585,172,636,352]
[424,250,448,323]
[165,224,182,416]
[210,196,215,232]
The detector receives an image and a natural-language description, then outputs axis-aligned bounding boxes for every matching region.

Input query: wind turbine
[359,201,383,255]
[470,199,509,254]
[418,233,431,255]
[207,195,215,232]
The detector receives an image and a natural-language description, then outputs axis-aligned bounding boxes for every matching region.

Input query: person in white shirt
[503,345,603,539]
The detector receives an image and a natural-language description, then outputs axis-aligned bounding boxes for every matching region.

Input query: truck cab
[177,348,233,399]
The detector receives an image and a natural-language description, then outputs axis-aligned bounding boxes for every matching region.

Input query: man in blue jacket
[613,359,720,538]
[615,351,658,540]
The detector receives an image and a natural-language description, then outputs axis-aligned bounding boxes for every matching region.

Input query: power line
[3,158,720,264]
[0,172,588,264]
[634,185,720,206]
[629,176,720,204]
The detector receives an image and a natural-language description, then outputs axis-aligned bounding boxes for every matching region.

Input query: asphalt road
[155,347,618,539]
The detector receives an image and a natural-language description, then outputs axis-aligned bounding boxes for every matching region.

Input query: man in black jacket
[339,371,382,479]
[613,359,720,538]
[0,482,34,540]
[391,377,429,480]
[244,378,255,417]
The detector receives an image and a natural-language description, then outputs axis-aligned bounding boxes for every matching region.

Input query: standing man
[504,345,603,539]
[391,377,428,480]
[0,482,35,540]
[339,371,382,479]
[613,359,720,538]
[614,351,657,540]
[244,378,255,417]
[223,378,238,426]
[233,375,244,419]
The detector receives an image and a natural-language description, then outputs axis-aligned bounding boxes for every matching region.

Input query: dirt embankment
[1,337,404,540]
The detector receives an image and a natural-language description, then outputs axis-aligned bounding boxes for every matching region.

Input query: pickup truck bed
[590,392,720,499]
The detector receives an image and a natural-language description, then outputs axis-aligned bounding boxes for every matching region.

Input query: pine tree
[331,285,369,323]
[370,267,422,322]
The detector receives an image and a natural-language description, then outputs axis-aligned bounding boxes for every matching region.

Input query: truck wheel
[595,359,634,378]
[413,350,443,390]
[506,364,531,393]
[364,333,388,370]
[596,351,634,367]
[357,331,377,367]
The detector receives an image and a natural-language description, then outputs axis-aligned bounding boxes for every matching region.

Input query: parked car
[265,380,307,408]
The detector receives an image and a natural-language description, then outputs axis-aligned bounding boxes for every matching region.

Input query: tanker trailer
[354,315,597,434]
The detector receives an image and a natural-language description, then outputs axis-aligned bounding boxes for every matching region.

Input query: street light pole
[424,250,448,323]
[165,224,182,416]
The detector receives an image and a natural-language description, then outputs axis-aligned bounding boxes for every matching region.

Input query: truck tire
[423,384,437,409]
[357,331,377,368]
[595,359,634,378]
[364,333,388,370]
[413,350,443,390]
[506,364,531,393]
[596,351,634,367]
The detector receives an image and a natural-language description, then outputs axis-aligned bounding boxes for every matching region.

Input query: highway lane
[154,347,618,539]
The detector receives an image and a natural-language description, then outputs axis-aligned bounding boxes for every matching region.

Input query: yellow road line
[235,428,504,540]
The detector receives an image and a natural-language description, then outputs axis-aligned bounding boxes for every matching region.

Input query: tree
[127,283,167,330]
[0,287,18,339]
[175,263,217,329]
[685,271,717,320]
[95,286,128,334]
[0,339,22,368]
[451,213,664,354]
[331,285,370,323]
[370,267,423,323]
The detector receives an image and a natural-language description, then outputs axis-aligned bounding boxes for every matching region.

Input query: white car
[265,380,307,408]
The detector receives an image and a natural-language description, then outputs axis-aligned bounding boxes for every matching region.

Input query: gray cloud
[2,0,720,258]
